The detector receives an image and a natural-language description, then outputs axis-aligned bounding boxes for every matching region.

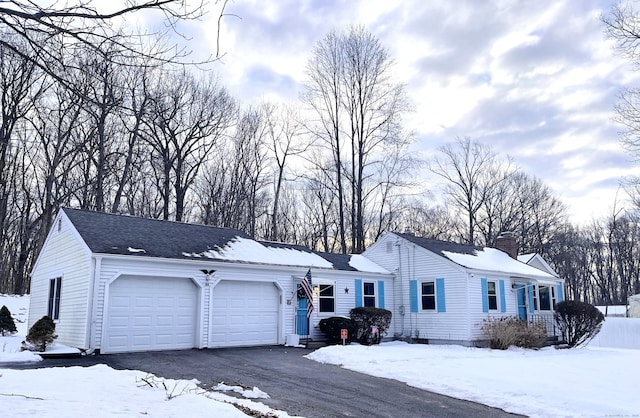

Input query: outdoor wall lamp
[200,269,216,283]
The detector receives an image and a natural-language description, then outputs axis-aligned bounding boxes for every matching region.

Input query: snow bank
[589,317,640,349]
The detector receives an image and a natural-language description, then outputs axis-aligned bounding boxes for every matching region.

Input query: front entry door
[296,297,309,336]
[516,284,527,320]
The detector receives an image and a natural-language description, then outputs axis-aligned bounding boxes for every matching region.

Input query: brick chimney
[495,231,518,259]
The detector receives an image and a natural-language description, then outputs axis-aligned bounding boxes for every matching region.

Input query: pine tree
[0,305,17,336]
[26,316,57,352]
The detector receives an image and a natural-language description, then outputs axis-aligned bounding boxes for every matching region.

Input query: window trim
[317,283,336,314]
[487,280,498,311]
[48,277,62,320]
[363,281,376,308]
[535,285,556,311]
[421,281,436,311]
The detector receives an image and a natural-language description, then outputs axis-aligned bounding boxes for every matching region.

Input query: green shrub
[319,316,358,344]
[26,316,57,352]
[481,316,548,349]
[0,305,17,336]
[554,300,605,348]
[349,307,392,345]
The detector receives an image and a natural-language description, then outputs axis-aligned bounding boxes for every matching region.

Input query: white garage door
[210,281,279,347]
[104,276,198,353]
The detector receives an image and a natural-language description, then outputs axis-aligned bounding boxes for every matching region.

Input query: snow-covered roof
[442,248,557,279]
[61,208,388,273]
[517,253,536,264]
[397,233,558,280]
[201,237,333,268]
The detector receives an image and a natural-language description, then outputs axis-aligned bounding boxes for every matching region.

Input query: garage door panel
[211,281,279,347]
[104,276,198,353]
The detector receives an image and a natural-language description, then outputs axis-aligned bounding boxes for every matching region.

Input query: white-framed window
[421,281,436,310]
[318,284,335,313]
[48,277,62,320]
[535,285,556,311]
[363,281,376,307]
[487,281,498,311]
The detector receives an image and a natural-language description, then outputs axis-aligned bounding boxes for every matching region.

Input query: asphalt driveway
[6,346,524,418]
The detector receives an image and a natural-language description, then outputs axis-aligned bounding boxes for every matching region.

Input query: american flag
[301,269,314,318]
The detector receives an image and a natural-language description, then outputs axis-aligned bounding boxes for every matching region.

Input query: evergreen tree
[26,316,57,352]
[0,305,17,335]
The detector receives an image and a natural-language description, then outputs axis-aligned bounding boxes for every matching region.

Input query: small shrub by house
[350,307,392,345]
[0,305,17,336]
[554,300,605,347]
[25,315,57,352]
[319,316,358,344]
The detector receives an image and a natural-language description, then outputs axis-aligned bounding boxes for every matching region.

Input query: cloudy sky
[177,0,640,224]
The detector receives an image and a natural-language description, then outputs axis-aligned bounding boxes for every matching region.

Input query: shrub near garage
[350,307,392,345]
[554,300,605,348]
[0,305,17,335]
[25,315,57,352]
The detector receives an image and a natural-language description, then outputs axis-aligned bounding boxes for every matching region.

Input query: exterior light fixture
[200,269,216,284]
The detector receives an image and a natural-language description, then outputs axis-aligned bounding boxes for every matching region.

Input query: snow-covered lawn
[0,295,293,417]
[2,293,640,417]
[307,341,640,418]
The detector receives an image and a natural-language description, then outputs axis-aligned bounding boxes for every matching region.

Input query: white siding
[28,212,92,349]
[304,271,395,341]
[95,257,388,349]
[364,233,473,343]
[467,275,517,341]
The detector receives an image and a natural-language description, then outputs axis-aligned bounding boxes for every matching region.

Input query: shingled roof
[61,208,387,273]
[395,232,557,279]
[397,233,484,257]
[63,207,251,261]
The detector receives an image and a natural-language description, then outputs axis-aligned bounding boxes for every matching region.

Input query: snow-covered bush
[25,316,57,352]
[350,307,392,345]
[319,316,358,344]
[554,300,605,348]
[481,317,547,349]
[0,305,17,335]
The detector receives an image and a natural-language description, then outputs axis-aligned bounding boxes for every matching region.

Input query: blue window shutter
[409,280,418,312]
[499,280,507,313]
[378,281,385,309]
[436,278,446,312]
[557,284,564,302]
[481,278,489,313]
[355,279,363,307]
[528,282,535,313]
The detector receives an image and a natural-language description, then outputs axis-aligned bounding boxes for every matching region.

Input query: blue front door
[296,297,309,336]
[516,284,527,320]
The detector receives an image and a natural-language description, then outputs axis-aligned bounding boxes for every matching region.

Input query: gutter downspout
[394,239,404,337]
[466,272,472,342]
[85,255,102,354]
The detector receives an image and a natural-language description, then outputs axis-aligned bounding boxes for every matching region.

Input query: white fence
[588,317,640,349]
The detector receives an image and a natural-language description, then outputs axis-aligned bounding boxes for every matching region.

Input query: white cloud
[188,0,640,223]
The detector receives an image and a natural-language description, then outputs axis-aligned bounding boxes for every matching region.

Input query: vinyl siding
[305,270,395,341]
[363,233,471,343]
[94,256,393,349]
[28,212,92,349]
[468,275,517,340]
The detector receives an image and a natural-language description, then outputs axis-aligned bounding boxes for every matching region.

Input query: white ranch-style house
[28,209,564,353]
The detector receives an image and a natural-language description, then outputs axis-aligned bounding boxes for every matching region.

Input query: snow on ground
[0,295,295,417]
[3,293,640,417]
[307,324,640,418]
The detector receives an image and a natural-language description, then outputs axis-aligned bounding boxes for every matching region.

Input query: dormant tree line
[0,1,639,308]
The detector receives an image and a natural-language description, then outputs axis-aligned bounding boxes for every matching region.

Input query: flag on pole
[301,269,314,318]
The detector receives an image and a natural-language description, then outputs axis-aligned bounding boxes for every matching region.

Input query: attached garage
[103,276,199,353]
[210,280,280,347]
